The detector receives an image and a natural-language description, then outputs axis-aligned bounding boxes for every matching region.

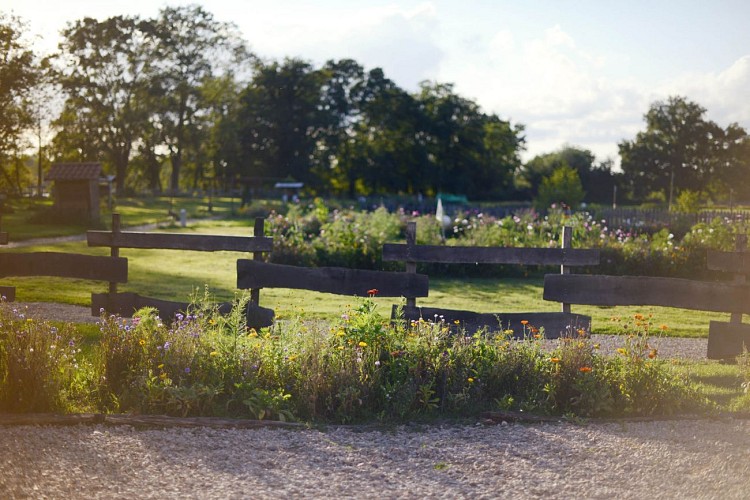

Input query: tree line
[2,7,750,205]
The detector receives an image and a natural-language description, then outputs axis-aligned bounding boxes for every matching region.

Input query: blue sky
[8,0,750,166]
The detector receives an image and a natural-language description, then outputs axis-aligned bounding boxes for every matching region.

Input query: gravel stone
[1,420,749,498]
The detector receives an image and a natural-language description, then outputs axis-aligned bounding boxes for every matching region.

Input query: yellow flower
[158,364,164,369]
[453,320,461,325]
[358,341,368,348]
[210,351,219,357]
[159,372,167,379]
[337,346,344,350]
[139,339,146,346]
[467,377,474,383]
[617,348,627,355]
[209,319,216,325]
[248,330,258,338]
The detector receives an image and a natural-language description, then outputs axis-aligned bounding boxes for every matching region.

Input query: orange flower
[367,288,379,297]
[648,349,657,359]
[579,366,592,373]
[520,320,529,325]
[550,357,560,363]
[660,324,669,331]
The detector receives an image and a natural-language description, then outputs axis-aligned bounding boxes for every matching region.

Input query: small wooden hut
[46,163,102,222]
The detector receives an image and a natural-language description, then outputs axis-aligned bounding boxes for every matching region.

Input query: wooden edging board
[237,259,429,298]
[394,305,591,339]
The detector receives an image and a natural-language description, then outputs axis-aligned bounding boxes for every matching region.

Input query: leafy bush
[90,295,707,421]
[261,202,746,279]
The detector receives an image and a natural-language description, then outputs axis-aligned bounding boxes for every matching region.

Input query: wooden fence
[597,207,750,231]
[87,214,272,321]
[544,234,749,358]
[382,223,600,338]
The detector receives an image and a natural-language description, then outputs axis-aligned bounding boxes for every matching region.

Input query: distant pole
[612,185,617,209]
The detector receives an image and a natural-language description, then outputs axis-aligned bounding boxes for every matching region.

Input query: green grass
[672,360,748,410]
[0,196,243,241]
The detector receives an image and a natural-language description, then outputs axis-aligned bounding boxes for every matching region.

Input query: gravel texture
[1,420,749,499]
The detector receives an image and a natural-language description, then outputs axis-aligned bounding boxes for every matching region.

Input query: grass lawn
[1,195,248,241]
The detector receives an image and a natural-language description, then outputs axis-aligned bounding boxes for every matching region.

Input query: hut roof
[47,163,102,181]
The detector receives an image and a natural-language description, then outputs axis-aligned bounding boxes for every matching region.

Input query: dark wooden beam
[0,286,15,301]
[92,292,230,318]
[707,321,750,359]
[0,253,127,282]
[382,244,599,266]
[0,232,8,245]
[88,231,273,253]
[393,305,591,339]
[237,260,428,298]
[92,292,275,329]
[544,274,750,314]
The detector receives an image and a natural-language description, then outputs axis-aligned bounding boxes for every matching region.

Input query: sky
[6,0,750,167]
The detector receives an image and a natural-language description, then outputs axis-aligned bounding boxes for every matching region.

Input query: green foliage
[672,189,703,213]
[619,96,750,202]
[534,166,585,212]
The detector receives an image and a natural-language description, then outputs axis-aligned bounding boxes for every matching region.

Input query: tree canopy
[619,96,750,204]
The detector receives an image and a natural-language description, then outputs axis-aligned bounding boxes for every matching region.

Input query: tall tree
[0,14,41,193]
[53,15,154,192]
[619,96,728,204]
[151,5,250,193]
[237,58,325,187]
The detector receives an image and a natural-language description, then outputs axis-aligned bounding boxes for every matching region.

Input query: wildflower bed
[0,293,723,422]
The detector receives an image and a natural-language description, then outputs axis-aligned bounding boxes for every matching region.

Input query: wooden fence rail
[383,223,599,338]
[544,234,750,358]
[0,252,127,302]
[87,214,271,321]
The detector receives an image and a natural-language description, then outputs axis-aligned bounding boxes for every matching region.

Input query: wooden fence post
[560,225,571,314]
[405,221,417,308]
[251,217,264,305]
[730,233,747,325]
[108,213,121,300]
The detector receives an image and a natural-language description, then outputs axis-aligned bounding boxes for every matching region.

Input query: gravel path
[1,419,749,499]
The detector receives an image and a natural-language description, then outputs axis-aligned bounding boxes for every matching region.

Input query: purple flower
[163,341,172,350]
[184,367,191,374]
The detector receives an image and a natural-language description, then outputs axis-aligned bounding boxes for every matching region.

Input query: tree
[534,165,585,211]
[0,14,41,193]
[237,58,326,188]
[618,96,731,205]
[53,15,154,192]
[516,145,617,202]
[150,5,251,193]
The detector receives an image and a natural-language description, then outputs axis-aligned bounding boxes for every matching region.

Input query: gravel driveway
[1,419,749,499]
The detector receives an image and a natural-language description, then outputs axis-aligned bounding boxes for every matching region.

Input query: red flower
[367,288,379,297]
